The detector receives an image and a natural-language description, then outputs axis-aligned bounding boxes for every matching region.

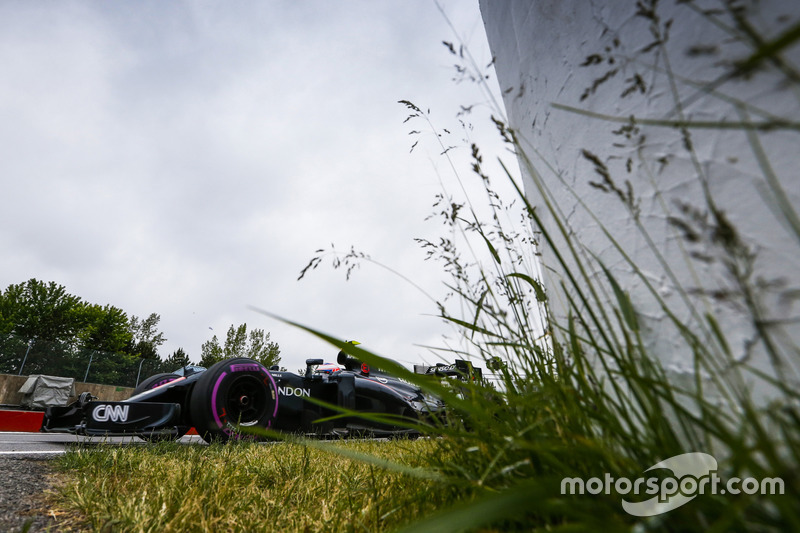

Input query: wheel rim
[224,375,268,426]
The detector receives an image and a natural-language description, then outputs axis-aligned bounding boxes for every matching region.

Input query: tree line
[0,279,280,385]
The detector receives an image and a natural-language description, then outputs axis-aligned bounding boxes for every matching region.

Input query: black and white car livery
[41,348,449,443]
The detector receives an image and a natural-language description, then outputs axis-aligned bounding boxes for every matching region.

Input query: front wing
[42,401,182,437]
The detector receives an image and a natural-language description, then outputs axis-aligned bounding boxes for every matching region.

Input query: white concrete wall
[479,0,800,404]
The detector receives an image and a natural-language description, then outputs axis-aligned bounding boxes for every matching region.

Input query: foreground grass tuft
[52,439,445,532]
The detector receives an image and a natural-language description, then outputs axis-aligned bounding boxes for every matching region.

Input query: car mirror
[305,358,324,378]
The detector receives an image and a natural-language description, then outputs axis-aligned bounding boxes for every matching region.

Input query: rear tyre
[189,358,278,443]
[132,373,188,442]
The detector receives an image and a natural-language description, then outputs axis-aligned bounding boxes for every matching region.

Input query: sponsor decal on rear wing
[413,360,483,381]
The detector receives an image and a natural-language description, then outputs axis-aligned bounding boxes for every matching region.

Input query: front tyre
[132,373,181,396]
[189,358,278,443]
[132,373,188,442]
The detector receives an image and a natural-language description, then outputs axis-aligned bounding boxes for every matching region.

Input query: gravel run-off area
[0,457,60,532]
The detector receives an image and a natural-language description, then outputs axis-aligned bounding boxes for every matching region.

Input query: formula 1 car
[41,348,447,443]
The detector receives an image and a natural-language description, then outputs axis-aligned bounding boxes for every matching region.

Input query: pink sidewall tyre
[132,373,181,396]
[189,358,278,443]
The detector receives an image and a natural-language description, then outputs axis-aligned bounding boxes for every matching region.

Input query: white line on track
[0,450,65,455]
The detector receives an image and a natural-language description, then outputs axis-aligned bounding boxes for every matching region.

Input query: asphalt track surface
[0,432,205,532]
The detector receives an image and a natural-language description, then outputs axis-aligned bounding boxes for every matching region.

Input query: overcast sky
[0,1,513,371]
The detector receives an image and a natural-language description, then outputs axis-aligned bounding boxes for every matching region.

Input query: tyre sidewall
[190,358,278,442]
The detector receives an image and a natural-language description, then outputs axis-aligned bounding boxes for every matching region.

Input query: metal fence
[0,334,173,388]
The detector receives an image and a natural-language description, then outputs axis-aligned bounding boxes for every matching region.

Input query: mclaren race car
[41,348,449,443]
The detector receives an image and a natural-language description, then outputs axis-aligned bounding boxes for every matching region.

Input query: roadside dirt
[0,457,61,532]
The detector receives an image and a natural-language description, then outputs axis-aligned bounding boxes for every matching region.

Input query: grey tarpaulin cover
[18,375,76,409]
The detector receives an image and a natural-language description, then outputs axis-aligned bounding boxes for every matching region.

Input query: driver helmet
[316,362,342,374]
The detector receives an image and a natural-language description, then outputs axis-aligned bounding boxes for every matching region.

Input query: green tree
[0,279,83,375]
[67,303,136,386]
[0,279,174,386]
[75,303,133,354]
[128,313,166,360]
[0,279,83,341]
[199,324,280,368]
[199,335,223,368]
[164,347,191,370]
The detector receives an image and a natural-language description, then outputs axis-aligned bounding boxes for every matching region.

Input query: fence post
[135,358,145,388]
[18,338,34,376]
[83,351,94,383]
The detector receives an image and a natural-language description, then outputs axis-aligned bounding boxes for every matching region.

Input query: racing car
[41,347,449,443]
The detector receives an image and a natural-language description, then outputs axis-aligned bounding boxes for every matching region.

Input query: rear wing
[413,359,482,382]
